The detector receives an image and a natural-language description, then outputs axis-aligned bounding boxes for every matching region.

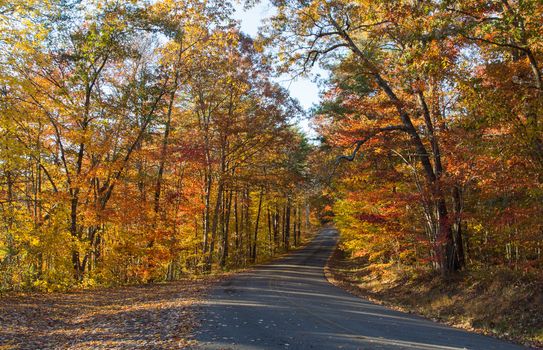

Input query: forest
[0,0,313,291]
[289,0,543,276]
[0,0,542,296]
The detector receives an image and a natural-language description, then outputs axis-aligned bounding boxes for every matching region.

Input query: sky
[233,1,324,137]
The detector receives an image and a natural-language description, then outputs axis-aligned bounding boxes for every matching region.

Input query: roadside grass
[325,247,543,349]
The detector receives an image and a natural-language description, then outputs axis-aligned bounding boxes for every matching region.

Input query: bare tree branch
[336,125,407,162]
[324,125,408,185]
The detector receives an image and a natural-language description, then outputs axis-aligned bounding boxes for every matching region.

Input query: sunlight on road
[195,228,523,350]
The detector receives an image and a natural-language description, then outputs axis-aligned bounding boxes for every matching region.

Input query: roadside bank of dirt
[325,247,543,349]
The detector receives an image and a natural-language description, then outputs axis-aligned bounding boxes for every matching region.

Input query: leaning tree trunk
[331,19,461,275]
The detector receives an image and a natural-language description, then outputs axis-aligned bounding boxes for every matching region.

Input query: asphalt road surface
[194,227,524,350]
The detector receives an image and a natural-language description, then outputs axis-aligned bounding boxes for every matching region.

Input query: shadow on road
[194,228,524,350]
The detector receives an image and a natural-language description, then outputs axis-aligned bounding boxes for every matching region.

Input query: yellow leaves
[368,249,387,263]
[253,39,264,53]
[471,223,484,234]
[29,236,40,247]
[0,0,307,292]
[0,242,7,261]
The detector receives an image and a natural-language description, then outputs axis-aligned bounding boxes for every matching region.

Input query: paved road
[194,227,524,350]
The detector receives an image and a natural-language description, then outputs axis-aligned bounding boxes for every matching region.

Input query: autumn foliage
[1,0,542,292]
[267,0,542,275]
[0,0,313,290]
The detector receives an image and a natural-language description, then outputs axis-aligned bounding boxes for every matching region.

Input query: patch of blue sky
[233,1,326,140]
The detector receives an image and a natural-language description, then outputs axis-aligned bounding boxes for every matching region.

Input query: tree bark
[206,182,223,272]
[267,206,273,255]
[452,186,465,269]
[219,189,233,268]
[284,198,291,250]
[251,189,264,263]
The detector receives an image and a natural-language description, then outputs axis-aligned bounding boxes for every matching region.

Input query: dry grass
[325,247,543,349]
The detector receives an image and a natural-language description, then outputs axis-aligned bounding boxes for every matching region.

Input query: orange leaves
[0,0,316,290]
[355,212,387,225]
[308,0,543,273]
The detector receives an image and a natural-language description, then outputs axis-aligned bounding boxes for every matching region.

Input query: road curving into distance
[194,227,524,350]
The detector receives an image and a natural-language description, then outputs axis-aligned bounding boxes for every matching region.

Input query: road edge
[323,242,537,350]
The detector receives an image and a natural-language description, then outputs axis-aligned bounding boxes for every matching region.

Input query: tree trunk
[207,182,223,272]
[219,190,233,268]
[243,189,252,263]
[297,205,302,245]
[202,171,212,271]
[267,206,273,255]
[251,189,264,263]
[234,191,240,266]
[273,205,280,252]
[452,186,465,269]
[294,206,299,247]
[281,205,286,251]
[154,40,183,215]
[284,198,291,250]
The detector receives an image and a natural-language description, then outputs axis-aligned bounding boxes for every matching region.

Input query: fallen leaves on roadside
[0,277,223,349]
[325,247,543,349]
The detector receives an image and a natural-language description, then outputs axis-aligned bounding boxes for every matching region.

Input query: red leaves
[355,212,387,225]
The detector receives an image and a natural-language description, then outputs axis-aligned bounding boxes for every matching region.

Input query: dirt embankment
[325,247,543,349]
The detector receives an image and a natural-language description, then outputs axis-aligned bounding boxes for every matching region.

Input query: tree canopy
[0,0,314,290]
[264,0,542,274]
